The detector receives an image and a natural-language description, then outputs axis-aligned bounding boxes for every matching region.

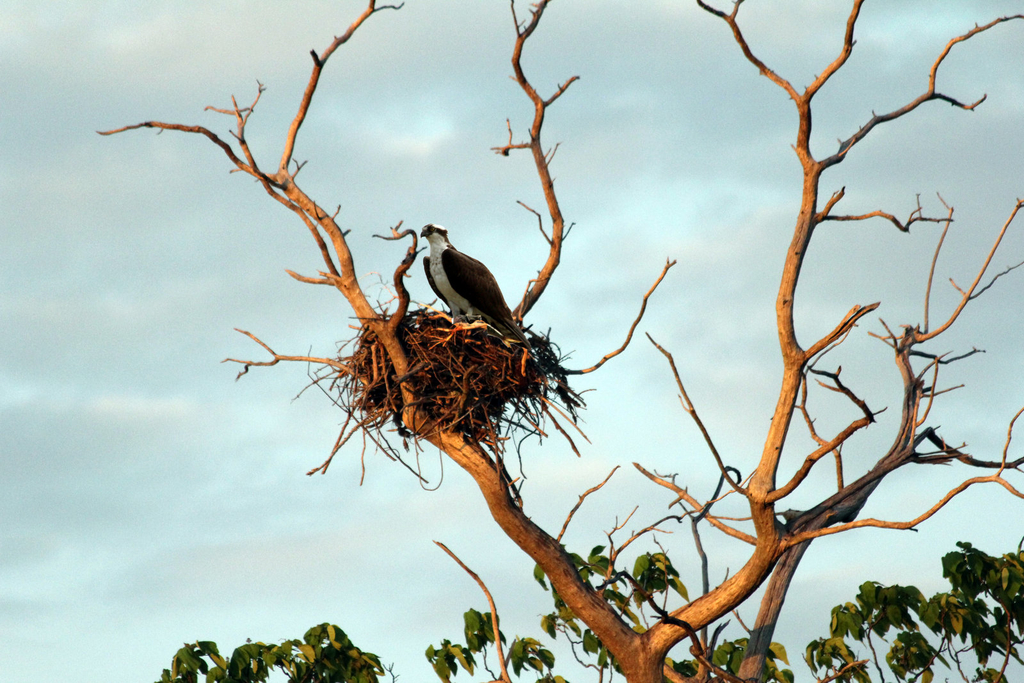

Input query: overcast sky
[3,2,1024,682]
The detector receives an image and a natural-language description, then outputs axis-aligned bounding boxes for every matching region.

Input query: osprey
[420,224,532,351]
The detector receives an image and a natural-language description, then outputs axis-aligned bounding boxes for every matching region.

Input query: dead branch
[611,514,685,565]
[285,269,338,286]
[557,466,620,542]
[824,209,936,232]
[279,1,404,176]
[645,333,747,498]
[820,196,951,234]
[517,200,549,244]
[99,121,245,167]
[434,541,512,683]
[100,4,394,360]
[809,366,874,422]
[923,198,955,332]
[970,258,1024,300]
[919,198,1024,342]
[784,474,1024,547]
[821,14,1024,168]
[768,414,873,505]
[372,222,418,331]
[224,329,348,379]
[633,463,755,546]
[500,0,580,321]
[804,302,880,361]
[567,260,675,375]
[695,0,804,103]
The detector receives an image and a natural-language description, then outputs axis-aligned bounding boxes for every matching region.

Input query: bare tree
[102,2,1024,682]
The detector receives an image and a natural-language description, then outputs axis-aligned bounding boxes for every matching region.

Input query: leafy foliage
[155,623,384,683]
[805,542,1024,683]
[153,543,1024,683]
[426,607,562,683]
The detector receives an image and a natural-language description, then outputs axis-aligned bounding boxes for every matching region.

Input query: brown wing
[443,248,532,350]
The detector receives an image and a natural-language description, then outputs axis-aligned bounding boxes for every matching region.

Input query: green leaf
[452,645,474,674]
[464,609,481,633]
[533,563,549,589]
[768,641,789,665]
[297,644,316,663]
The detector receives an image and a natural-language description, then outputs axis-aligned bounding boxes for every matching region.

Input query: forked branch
[820,196,952,234]
[279,1,404,176]
[499,0,580,321]
[784,473,1024,546]
[633,463,755,546]
[919,198,1024,342]
[695,0,800,102]
[822,14,1024,168]
[224,329,348,379]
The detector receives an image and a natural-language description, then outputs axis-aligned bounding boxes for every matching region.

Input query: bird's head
[420,223,451,248]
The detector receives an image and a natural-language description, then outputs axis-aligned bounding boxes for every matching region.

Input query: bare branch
[784,474,1024,546]
[434,541,512,683]
[223,328,348,379]
[696,0,800,103]
[804,0,865,100]
[613,514,685,562]
[919,198,1024,342]
[820,199,951,234]
[768,414,872,504]
[567,260,675,375]
[557,466,620,543]
[633,463,756,546]
[821,15,1024,168]
[372,222,418,331]
[970,258,1024,300]
[804,302,879,361]
[923,198,955,332]
[501,0,580,320]
[98,121,248,171]
[814,186,846,222]
[517,200,550,245]
[646,333,747,498]
[278,1,403,175]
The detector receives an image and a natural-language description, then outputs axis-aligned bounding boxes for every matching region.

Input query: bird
[420,224,532,351]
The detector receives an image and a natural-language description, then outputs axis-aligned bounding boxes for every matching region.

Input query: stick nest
[335,309,585,457]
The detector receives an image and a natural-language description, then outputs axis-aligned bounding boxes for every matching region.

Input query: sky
[2,1,1024,682]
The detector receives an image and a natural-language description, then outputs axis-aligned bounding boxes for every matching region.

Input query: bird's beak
[419,226,429,238]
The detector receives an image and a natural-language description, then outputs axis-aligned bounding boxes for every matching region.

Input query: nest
[325,309,585,464]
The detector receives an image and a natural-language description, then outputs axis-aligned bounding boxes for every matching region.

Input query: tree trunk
[738,541,810,681]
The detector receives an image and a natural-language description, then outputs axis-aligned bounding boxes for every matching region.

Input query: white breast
[429,244,478,317]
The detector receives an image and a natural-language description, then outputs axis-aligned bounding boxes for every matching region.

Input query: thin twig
[557,467,620,542]
[646,334,746,497]
[568,260,675,375]
[434,542,512,683]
